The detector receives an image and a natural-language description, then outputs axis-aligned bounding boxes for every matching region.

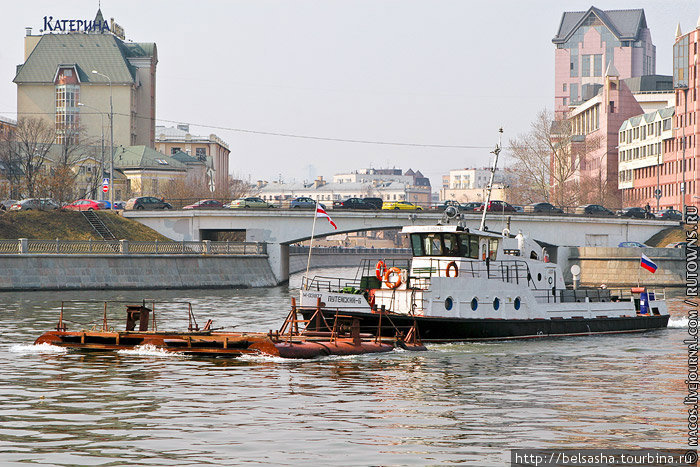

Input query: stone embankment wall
[562,247,686,287]
[0,254,277,291]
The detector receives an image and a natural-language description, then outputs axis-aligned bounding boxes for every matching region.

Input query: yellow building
[113,145,186,197]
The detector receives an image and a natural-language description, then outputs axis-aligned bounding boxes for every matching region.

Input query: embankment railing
[0,239,266,256]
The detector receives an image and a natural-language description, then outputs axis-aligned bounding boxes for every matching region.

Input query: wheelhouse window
[410,232,488,259]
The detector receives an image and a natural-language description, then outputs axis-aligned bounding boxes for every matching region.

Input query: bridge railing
[0,239,267,256]
[289,246,411,255]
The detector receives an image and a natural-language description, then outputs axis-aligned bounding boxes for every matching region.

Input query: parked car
[0,199,17,212]
[290,197,325,210]
[618,241,648,248]
[225,197,274,209]
[63,199,106,211]
[461,202,483,211]
[435,200,462,211]
[112,201,126,210]
[382,201,423,211]
[362,197,384,210]
[617,207,654,219]
[658,208,683,221]
[183,199,225,210]
[474,200,516,212]
[332,198,377,210]
[666,242,688,248]
[524,202,564,214]
[9,198,61,211]
[124,196,173,210]
[575,204,615,216]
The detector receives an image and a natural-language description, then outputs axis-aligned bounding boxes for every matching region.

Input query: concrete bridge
[122,209,678,284]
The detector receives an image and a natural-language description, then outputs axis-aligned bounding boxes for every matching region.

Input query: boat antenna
[479,128,503,232]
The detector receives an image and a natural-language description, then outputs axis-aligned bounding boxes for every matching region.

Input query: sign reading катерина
[40,16,110,34]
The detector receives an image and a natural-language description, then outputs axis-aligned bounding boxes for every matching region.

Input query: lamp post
[77,103,104,198]
[91,70,114,210]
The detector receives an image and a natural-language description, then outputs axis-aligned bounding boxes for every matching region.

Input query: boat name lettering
[302,292,323,299]
[327,295,363,304]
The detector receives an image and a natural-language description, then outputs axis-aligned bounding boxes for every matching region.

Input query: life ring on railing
[375,260,386,280]
[384,267,402,289]
[446,261,459,277]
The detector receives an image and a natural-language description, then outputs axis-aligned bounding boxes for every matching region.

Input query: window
[570,48,578,77]
[582,55,591,77]
[593,54,602,76]
[170,147,181,154]
[570,83,579,103]
[55,84,80,145]
[563,83,567,92]
[196,148,207,161]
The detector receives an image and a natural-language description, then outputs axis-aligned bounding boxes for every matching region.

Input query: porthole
[537,273,542,282]
[493,297,500,310]
[471,298,478,311]
[514,297,521,310]
[445,297,453,311]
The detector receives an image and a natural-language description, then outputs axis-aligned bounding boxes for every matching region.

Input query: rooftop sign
[40,16,110,34]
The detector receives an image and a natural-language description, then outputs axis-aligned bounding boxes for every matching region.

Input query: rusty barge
[33,298,426,359]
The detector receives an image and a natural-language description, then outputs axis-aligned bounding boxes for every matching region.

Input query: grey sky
[0,1,698,188]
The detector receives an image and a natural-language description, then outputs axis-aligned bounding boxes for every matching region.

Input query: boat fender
[384,267,402,289]
[375,260,386,280]
[543,249,549,263]
[446,261,459,277]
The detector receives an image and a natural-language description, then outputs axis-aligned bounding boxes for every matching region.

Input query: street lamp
[91,70,114,210]
[77,103,105,198]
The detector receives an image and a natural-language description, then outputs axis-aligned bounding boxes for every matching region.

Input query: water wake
[117,344,179,357]
[9,343,68,354]
[668,317,689,328]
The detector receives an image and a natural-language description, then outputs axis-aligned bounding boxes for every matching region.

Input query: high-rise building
[553,6,656,119]
[13,9,157,148]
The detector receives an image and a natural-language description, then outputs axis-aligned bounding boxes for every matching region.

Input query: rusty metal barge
[33,298,426,359]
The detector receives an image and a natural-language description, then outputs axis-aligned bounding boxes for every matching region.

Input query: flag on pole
[316,203,337,229]
[640,254,657,273]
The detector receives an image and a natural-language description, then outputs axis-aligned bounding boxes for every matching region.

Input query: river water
[0,270,693,466]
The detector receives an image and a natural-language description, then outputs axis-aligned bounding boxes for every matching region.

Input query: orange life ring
[383,267,402,289]
[446,261,459,277]
[375,260,386,280]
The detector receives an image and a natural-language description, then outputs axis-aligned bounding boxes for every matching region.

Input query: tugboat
[298,225,669,341]
[298,129,669,341]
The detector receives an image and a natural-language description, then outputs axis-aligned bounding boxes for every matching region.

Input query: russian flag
[316,203,337,229]
[640,254,657,273]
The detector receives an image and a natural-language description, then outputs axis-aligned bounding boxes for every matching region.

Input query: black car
[658,208,683,220]
[461,202,483,211]
[435,200,462,211]
[362,197,384,210]
[333,198,377,210]
[125,196,173,210]
[618,207,654,219]
[575,204,614,216]
[525,202,564,214]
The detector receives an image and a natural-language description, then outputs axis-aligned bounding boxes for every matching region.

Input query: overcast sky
[1,1,698,188]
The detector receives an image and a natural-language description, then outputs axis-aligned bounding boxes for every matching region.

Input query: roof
[619,106,674,130]
[170,150,204,165]
[13,33,155,84]
[259,180,410,194]
[553,7,647,44]
[113,145,187,171]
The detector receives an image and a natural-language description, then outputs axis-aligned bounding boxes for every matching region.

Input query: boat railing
[410,258,535,288]
[50,300,205,333]
[301,275,364,293]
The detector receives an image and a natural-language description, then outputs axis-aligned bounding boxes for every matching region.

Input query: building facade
[113,145,186,198]
[13,9,157,149]
[439,167,513,203]
[617,107,674,210]
[155,124,230,193]
[553,7,656,119]
[567,66,644,207]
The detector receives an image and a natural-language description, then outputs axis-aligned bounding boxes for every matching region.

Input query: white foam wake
[9,343,68,354]
[668,317,689,328]
[116,344,177,357]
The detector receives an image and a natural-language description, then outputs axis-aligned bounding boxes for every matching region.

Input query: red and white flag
[316,203,337,229]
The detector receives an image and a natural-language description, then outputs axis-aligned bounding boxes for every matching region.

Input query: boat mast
[479,128,503,232]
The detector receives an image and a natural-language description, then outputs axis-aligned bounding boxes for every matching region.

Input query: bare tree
[508,109,607,208]
[7,117,56,198]
[227,174,255,200]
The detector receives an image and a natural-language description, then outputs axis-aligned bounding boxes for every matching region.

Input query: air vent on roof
[156,159,169,165]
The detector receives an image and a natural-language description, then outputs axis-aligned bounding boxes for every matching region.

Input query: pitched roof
[170,150,204,165]
[13,33,155,84]
[113,145,186,171]
[553,7,647,44]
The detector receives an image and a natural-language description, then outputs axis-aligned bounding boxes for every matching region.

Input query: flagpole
[304,202,320,290]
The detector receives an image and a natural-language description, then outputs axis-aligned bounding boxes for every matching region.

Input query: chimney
[25,27,32,36]
[314,176,325,188]
[24,29,41,61]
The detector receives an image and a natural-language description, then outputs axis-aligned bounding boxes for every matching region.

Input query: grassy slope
[645,225,688,247]
[0,211,171,241]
